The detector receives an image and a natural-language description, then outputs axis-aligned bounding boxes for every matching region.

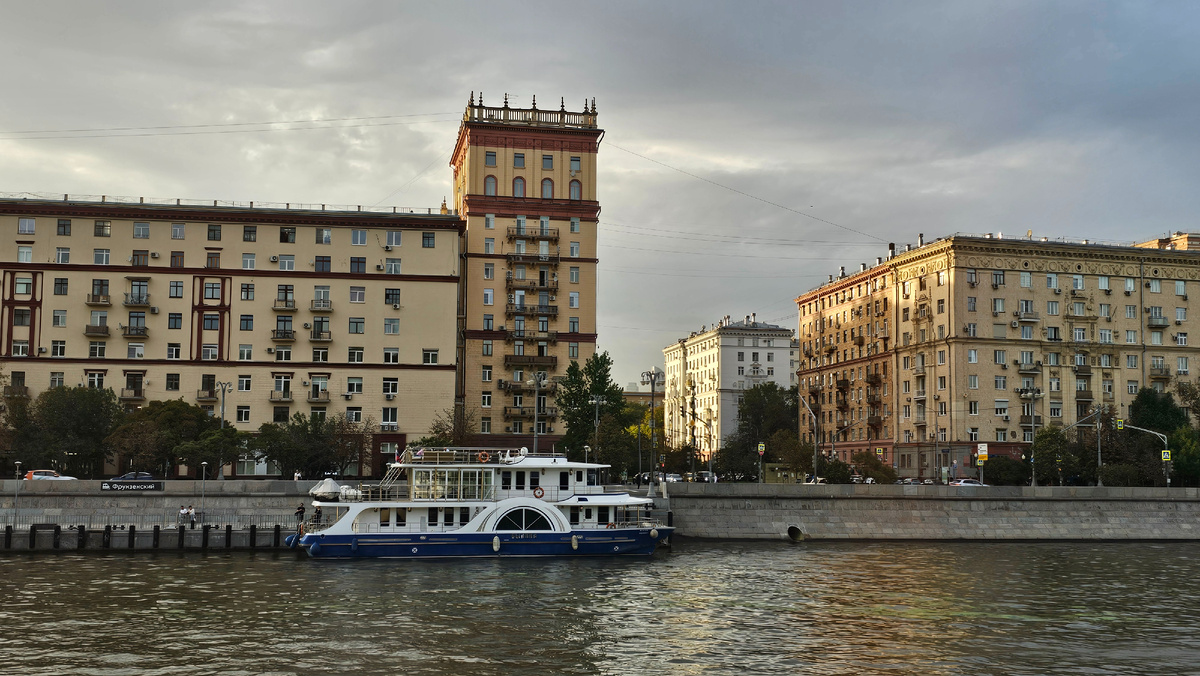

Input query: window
[204,281,222,300]
[1046,273,1058,289]
[242,253,255,270]
[483,263,494,280]
[1149,279,1161,293]
[276,226,295,243]
[512,153,525,168]
[384,318,399,334]
[481,418,492,434]
[485,151,496,167]
[570,241,580,257]
[127,343,145,359]
[241,283,254,301]
[347,230,365,246]
[346,377,363,394]
[87,372,104,389]
[203,314,220,330]
[967,349,978,363]
[348,346,364,363]
[541,154,554,170]
[569,317,579,333]
[483,289,494,306]
[13,276,31,295]
[1073,274,1084,290]
[423,232,435,248]
[130,222,149,239]
[384,258,401,274]
[89,341,106,358]
[968,375,978,389]
[570,217,580,233]
[350,257,366,273]
[482,365,492,382]
[131,250,149,266]
[55,278,70,295]
[569,180,582,200]
[235,406,251,424]
[995,375,1007,389]
[52,310,66,327]
[1019,271,1032,287]
[993,350,1006,364]
[205,251,220,269]
[1047,301,1059,316]
[384,288,401,305]
[1177,280,1187,296]
[484,238,495,254]
[350,286,365,303]
[541,179,554,199]
[484,176,497,196]
[481,392,492,408]
[168,313,182,329]
[278,255,295,271]
[201,344,218,360]
[1127,354,1138,368]
[165,373,179,391]
[569,342,579,359]
[383,347,398,364]
[240,315,254,331]
[992,298,1004,313]
[345,407,362,423]
[207,224,222,241]
[12,309,30,326]
[967,297,976,312]
[569,266,580,284]
[275,345,292,361]
[92,248,109,265]
[482,340,492,356]
[569,292,579,309]
[1126,330,1137,344]
[94,220,111,237]
[570,156,581,172]
[52,246,70,264]
[992,271,1005,286]
[423,349,439,364]
[1178,332,1188,346]
[239,344,252,360]
[51,219,71,236]
[1178,307,1187,322]
[1021,325,1033,340]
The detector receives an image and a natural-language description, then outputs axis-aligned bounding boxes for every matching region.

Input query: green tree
[1032,426,1074,486]
[1129,387,1190,434]
[15,386,124,478]
[851,450,898,484]
[981,455,1030,485]
[411,407,478,447]
[106,399,220,476]
[816,455,853,484]
[1168,426,1200,487]
[175,427,248,479]
[556,352,624,458]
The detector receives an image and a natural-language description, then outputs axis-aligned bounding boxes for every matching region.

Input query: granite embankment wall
[663,483,1200,540]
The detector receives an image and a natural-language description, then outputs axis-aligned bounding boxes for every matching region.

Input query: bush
[1100,463,1142,487]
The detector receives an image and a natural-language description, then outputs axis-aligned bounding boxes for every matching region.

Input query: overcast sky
[3,2,1199,388]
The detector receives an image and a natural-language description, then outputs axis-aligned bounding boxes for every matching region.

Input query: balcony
[836,379,850,390]
[1019,415,1044,427]
[121,325,149,338]
[866,394,881,405]
[1018,361,1042,374]
[912,389,927,400]
[503,406,533,419]
[269,390,294,402]
[309,330,332,342]
[504,354,559,368]
[1147,316,1170,328]
[273,299,297,311]
[85,294,111,306]
[506,329,558,344]
[912,366,925,375]
[271,329,296,341]
[310,299,333,312]
[196,389,218,402]
[84,324,110,337]
[496,379,558,394]
[867,415,883,427]
[853,335,865,346]
[119,388,145,401]
[913,415,927,426]
[506,226,559,242]
[1018,311,1041,322]
[506,303,558,317]
[865,373,882,386]
[3,385,29,398]
[506,276,559,292]
[307,390,331,403]
[1150,366,1172,379]
[1075,390,1094,401]
[123,293,150,307]
[506,251,560,267]
[836,398,849,410]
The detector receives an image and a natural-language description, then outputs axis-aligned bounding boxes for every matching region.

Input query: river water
[2,540,1198,675]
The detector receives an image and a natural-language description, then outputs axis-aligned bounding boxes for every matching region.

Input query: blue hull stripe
[296,529,673,559]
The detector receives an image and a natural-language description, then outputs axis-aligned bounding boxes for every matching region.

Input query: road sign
[1163,450,1172,461]
[976,458,984,467]
[757,442,765,456]
[659,454,665,462]
[977,443,988,453]
[1117,419,1125,430]
[875,447,883,456]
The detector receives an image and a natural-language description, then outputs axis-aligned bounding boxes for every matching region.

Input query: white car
[665,473,683,483]
[950,478,987,486]
[24,469,77,480]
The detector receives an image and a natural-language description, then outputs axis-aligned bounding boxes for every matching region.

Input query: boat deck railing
[401,447,560,466]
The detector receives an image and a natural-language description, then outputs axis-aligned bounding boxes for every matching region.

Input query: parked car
[665,473,683,483]
[922,478,935,485]
[696,471,716,483]
[950,478,988,486]
[23,469,77,480]
[110,472,157,481]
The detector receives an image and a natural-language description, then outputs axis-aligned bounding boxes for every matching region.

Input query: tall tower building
[451,93,602,445]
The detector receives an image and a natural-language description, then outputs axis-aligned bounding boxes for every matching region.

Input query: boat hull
[291,528,672,559]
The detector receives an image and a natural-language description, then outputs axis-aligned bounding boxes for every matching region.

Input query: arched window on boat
[496,508,553,531]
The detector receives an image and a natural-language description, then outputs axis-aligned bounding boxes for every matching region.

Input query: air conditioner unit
[1000,363,1008,370]
[376,264,385,271]
[505,426,512,433]
[392,303,401,310]
[548,427,554,433]
[265,347,274,353]
[303,322,311,329]
[384,245,393,251]
[1002,415,1010,422]
[302,380,309,386]
[1054,288,1062,294]
[1146,282,1153,288]
[1106,316,1112,322]
[150,307,159,314]
[1104,289,1112,295]
[343,393,353,400]
[1124,290,1132,296]
[1177,320,1183,325]
[968,281,977,287]
[549,295,556,301]
[1013,311,1021,317]
[385,393,395,401]
[991,283,1000,290]
[1184,295,1189,301]
[150,252,159,259]
[270,255,278,262]
[1011,321,1019,328]
[992,311,1000,317]
[38,346,46,353]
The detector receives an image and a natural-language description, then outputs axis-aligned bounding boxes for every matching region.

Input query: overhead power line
[0,114,459,141]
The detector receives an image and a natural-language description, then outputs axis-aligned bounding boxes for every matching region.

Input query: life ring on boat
[533,486,545,498]
[478,451,491,463]
[606,522,616,529]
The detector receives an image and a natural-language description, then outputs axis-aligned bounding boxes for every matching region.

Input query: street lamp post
[13,461,21,525]
[1018,387,1045,486]
[797,395,820,482]
[527,374,546,455]
[588,395,606,481]
[215,380,233,480]
[640,368,662,489]
[200,461,208,524]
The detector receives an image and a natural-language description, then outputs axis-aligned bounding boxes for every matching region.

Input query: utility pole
[589,395,606,480]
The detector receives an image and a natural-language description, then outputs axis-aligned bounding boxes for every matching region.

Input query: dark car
[110,471,156,481]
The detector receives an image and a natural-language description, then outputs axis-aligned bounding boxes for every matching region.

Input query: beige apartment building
[451,94,601,446]
[663,316,796,461]
[798,232,1200,481]
[0,197,462,477]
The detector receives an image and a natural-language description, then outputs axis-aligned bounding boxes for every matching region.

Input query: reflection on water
[2,540,1198,675]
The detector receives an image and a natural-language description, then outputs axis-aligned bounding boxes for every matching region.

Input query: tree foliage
[248,412,376,479]
[9,386,124,478]
[106,399,221,476]
[556,352,625,458]
[851,450,897,484]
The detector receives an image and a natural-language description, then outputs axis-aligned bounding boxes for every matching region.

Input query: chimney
[876,256,883,265]
[905,244,911,252]
[888,243,896,260]
[752,313,756,323]
[860,263,867,272]
[839,266,846,278]
[918,233,924,246]
[985,233,993,239]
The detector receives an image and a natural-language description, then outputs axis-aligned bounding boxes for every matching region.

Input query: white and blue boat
[288,447,672,558]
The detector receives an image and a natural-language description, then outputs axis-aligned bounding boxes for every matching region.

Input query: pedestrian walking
[295,503,306,523]
[294,470,301,481]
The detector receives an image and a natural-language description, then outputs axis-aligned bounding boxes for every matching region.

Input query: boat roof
[396,446,607,470]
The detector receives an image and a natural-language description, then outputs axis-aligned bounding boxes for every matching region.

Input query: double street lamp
[215,380,233,481]
[527,373,547,455]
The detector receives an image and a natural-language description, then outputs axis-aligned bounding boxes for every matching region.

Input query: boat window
[427,508,437,526]
[516,471,526,490]
[559,471,569,490]
[380,508,391,528]
[443,509,454,526]
[584,508,592,521]
[587,469,597,486]
[576,470,583,483]
[397,509,406,526]
[529,471,540,488]
[496,508,553,531]
[598,506,609,524]
[501,471,512,490]
[569,507,579,525]
[459,507,470,525]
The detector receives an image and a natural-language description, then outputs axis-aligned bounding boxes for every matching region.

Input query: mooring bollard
[128,525,136,549]
[29,526,36,550]
[152,525,160,549]
[5,525,12,550]
[249,524,257,549]
[53,525,61,550]
[201,524,210,550]
[177,525,185,549]
[78,525,87,549]
[225,525,233,549]
[273,524,281,548]
[102,525,112,549]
